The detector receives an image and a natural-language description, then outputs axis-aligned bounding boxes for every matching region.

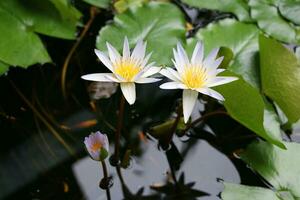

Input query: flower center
[91,141,102,152]
[114,59,141,82]
[182,65,207,89]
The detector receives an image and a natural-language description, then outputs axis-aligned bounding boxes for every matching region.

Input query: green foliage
[0,0,81,71]
[249,0,300,44]
[279,0,300,25]
[222,183,281,200]
[222,140,300,199]
[215,71,284,148]
[193,19,260,88]
[259,35,300,123]
[0,61,9,76]
[0,7,50,67]
[181,0,251,22]
[96,2,186,66]
[83,0,111,8]
[114,0,148,13]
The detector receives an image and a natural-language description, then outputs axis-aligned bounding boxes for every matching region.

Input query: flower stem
[101,161,111,200]
[183,110,228,133]
[114,95,125,163]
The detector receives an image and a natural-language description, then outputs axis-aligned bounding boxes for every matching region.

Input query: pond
[1,0,300,200]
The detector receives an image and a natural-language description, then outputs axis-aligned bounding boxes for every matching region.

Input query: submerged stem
[101,161,111,200]
[183,110,228,133]
[114,95,125,162]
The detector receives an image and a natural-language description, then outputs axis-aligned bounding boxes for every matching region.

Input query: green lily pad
[279,0,300,25]
[0,61,9,76]
[114,0,148,13]
[221,183,281,200]
[215,71,284,149]
[241,140,300,198]
[249,0,300,44]
[83,0,111,8]
[259,35,300,123]
[194,19,260,88]
[181,0,251,22]
[96,2,186,66]
[222,140,300,199]
[0,7,50,67]
[0,0,81,39]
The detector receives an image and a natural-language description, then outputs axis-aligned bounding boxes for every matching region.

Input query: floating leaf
[249,0,300,44]
[279,0,300,26]
[221,183,281,200]
[0,0,81,39]
[193,19,260,88]
[96,2,186,65]
[241,141,300,198]
[83,0,111,8]
[0,61,9,76]
[114,0,147,13]
[0,7,50,67]
[259,35,300,123]
[222,140,300,199]
[215,71,285,148]
[181,0,251,21]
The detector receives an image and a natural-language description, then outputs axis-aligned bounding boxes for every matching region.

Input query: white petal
[123,37,130,59]
[140,52,152,68]
[197,87,224,101]
[131,40,146,61]
[177,43,189,65]
[203,48,219,68]
[217,69,225,74]
[120,82,136,105]
[94,49,114,72]
[206,76,238,87]
[172,49,185,73]
[103,134,109,153]
[106,42,121,64]
[105,74,121,82]
[135,77,161,83]
[81,73,115,82]
[160,68,181,82]
[141,66,161,78]
[182,90,198,123]
[160,82,187,90]
[191,42,204,65]
[206,56,223,76]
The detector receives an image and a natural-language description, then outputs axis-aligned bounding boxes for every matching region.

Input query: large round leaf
[0,61,9,76]
[215,71,284,149]
[279,0,300,25]
[83,0,111,8]
[96,2,186,66]
[241,140,300,198]
[249,0,300,44]
[0,7,50,67]
[221,183,281,200]
[193,19,260,88]
[0,0,81,39]
[259,35,300,123]
[181,0,251,22]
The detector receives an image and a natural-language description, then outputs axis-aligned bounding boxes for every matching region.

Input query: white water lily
[82,37,161,105]
[160,42,238,123]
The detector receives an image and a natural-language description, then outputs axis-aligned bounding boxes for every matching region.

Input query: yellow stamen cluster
[91,142,102,152]
[182,65,207,89]
[114,59,141,81]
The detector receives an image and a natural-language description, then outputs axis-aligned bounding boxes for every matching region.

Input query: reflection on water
[73,137,240,200]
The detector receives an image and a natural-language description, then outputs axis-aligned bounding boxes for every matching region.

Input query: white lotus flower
[82,37,161,105]
[84,131,109,161]
[159,42,238,123]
